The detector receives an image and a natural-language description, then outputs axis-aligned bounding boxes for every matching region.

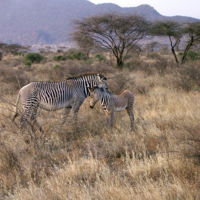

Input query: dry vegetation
[0,49,199,200]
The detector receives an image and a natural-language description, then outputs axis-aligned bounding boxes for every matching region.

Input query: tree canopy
[181,22,200,63]
[73,13,150,69]
[150,20,182,65]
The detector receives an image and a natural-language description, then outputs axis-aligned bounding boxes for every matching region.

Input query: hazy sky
[88,0,200,19]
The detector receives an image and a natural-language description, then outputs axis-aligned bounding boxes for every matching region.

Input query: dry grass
[0,51,199,199]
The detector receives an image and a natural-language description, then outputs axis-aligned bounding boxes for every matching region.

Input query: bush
[155,57,168,75]
[66,55,74,60]
[24,60,32,66]
[147,52,161,59]
[64,49,86,60]
[24,52,44,63]
[176,65,200,91]
[84,58,93,65]
[187,51,199,60]
[179,51,199,61]
[53,55,67,61]
[53,64,61,70]
[123,59,142,71]
[72,52,85,60]
[95,54,106,62]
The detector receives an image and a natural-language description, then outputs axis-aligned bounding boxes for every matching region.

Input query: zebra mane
[96,87,112,95]
[66,73,106,80]
[117,89,127,95]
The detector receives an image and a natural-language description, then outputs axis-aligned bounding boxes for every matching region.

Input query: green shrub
[24,60,32,66]
[84,58,93,65]
[123,61,132,68]
[63,49,86,60]
[125,55,132,60]
[53,55,66,61]
[66,55,74,60]
[179,52,183,57]
[24,52,44,63]
[72,52,85,60]
[187,51,199,60]
[95,54,106,62]
[179,51,199,61]
[53,64,61,70]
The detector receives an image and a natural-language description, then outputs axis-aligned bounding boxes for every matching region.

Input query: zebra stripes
[13,73,108,130]
[89,86,134,131]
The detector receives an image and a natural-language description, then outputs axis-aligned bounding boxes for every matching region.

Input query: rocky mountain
[0,0,198,45]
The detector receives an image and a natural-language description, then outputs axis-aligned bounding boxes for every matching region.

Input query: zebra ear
[89,87,94,92]
[97,74,102,83]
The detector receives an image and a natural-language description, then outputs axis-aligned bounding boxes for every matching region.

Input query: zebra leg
[110,112,114,131]
[71,98,84,136]
[62,106,72,124]
[20,113,29,130]
[105,111,110,128]
[72,107,79,126]
[20,99,39,131]
[72,97,84,122]
[30,107,43,133]
[126,109,135,131]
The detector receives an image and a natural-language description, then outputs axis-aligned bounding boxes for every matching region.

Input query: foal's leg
[126,108,134,131]
[110,112,114,131]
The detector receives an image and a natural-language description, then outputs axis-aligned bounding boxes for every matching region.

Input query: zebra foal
[13,73,108,131]
[89,86,134,131]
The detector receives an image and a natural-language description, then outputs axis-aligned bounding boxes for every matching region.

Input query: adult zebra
[13,73,108,130]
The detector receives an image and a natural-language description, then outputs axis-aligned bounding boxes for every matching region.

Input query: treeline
[72,13,200,69]
[1,13,200,70]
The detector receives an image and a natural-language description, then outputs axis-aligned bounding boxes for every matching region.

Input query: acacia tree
[73,13,150,70]
[181,22,200,63]
[150,20,182,65]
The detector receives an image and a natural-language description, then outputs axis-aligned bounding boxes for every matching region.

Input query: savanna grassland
[0,49,199,200]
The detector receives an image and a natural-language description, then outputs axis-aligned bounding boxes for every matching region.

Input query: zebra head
[88,86,105,109]
[96,74,108,90]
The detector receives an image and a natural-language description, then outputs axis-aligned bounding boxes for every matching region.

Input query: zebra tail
[13,91,21,121]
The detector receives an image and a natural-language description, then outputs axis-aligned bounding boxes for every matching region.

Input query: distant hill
[0,0,199,45]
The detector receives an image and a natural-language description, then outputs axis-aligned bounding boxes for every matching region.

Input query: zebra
[13,73,108,131]
[89,86,134,131]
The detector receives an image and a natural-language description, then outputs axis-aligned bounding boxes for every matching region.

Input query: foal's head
[88,86,105,109]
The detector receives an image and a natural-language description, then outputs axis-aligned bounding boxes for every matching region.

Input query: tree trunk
[171,46,179,65]
[169,36,179,66]
[182,36,194,64]
[116,57,123,70]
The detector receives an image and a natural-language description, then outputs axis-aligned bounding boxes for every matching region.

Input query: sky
[88,0,200,19]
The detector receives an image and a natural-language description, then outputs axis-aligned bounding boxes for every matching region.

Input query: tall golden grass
[0,51,199,199]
